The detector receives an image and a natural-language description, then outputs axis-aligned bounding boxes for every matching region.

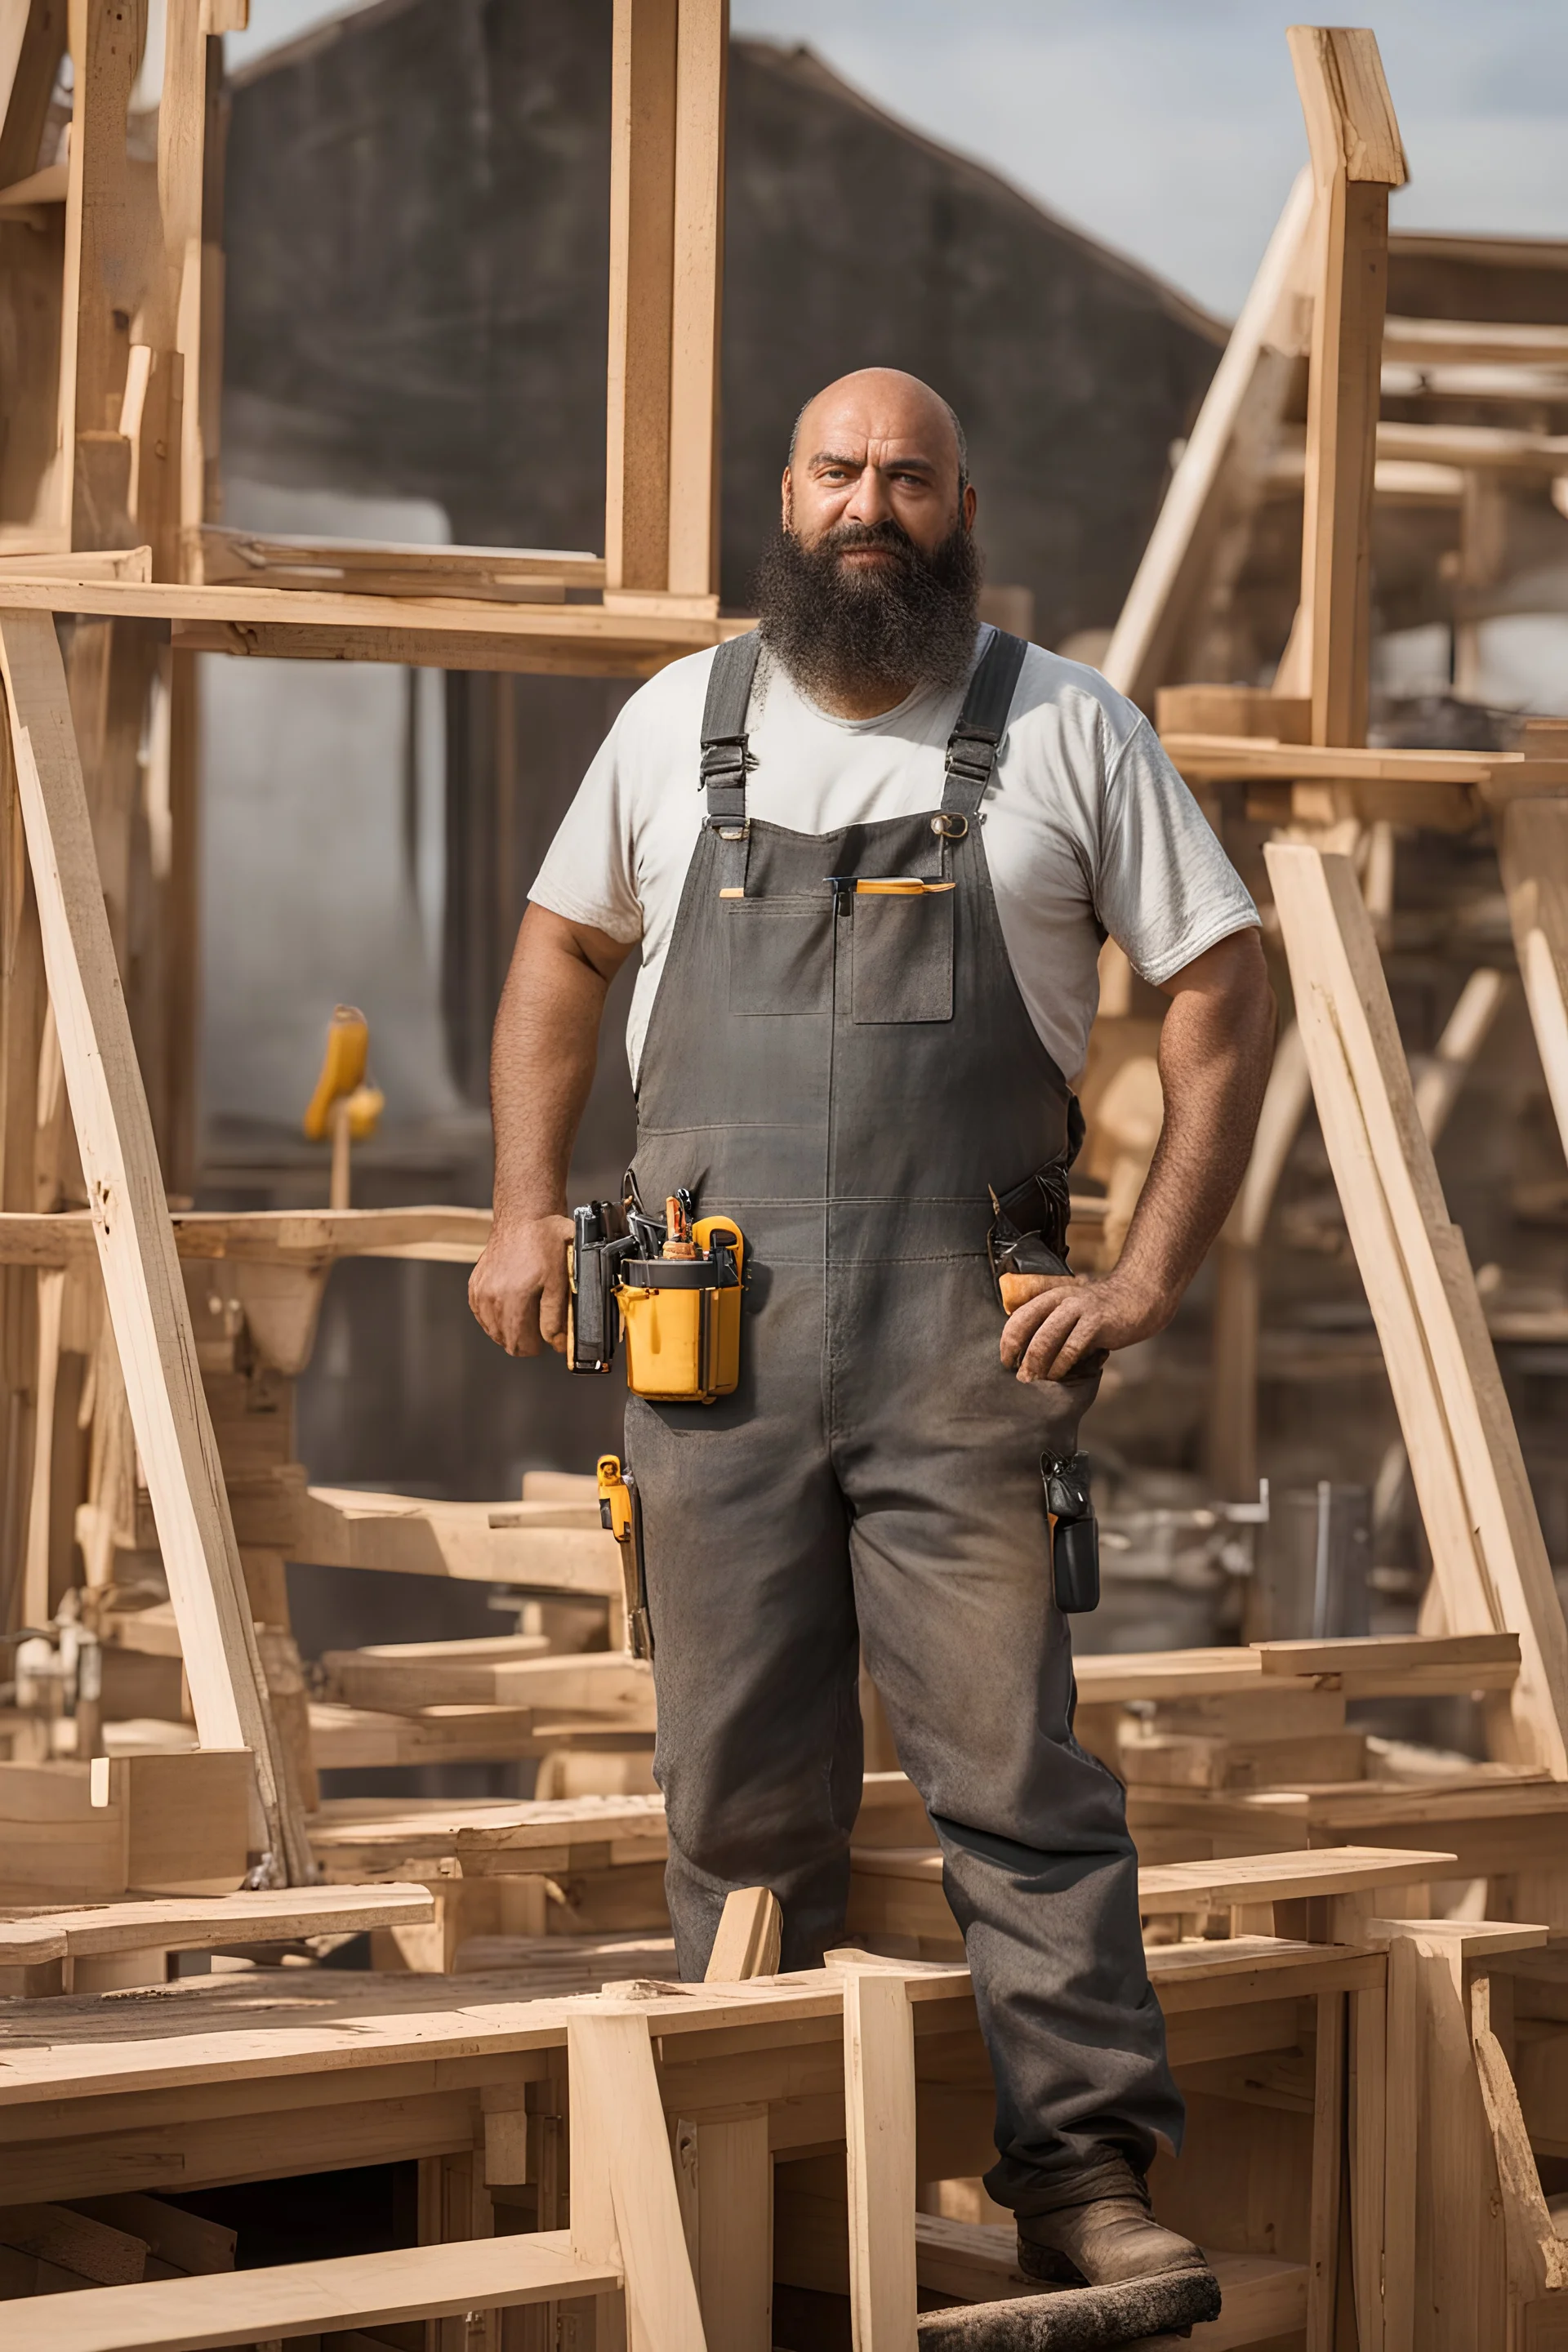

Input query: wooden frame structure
[0,0,739,1882]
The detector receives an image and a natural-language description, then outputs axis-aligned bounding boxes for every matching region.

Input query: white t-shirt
[529,628,1258,1088]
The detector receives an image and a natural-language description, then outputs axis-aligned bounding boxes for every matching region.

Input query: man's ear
[781,468,794,530]
[962,482,977,532]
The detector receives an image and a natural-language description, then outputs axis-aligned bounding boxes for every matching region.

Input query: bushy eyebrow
[806,448,941,476]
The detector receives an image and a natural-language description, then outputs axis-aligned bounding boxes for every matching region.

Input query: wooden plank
[191,526,604,597]
[0,609,310,1878]
[568,2003,706,2352]
[1305,1990,1345,2351]
[675,2108,771,2352]
[1102,167,1313,709]
[1287,24,1407,750]
[1497,796,1568,1173]
[0,1204,494,1264]
[704,1886,782,1982]
[1256,1633,1521,1690]
[58,0,148,550]
[0,567,745,652]
[1349,1980,1387,2352]
[1267,842,1568,1779]
[5,2230,620,2350]
[0,1882,434,1966]
[306,1701,557,1770]
[0,1,67,192]
[20,1258,62,1621]
[664,0,727,599]
[605,0,679,594]
[1384,316,1568,368]
[323,1647,651,1721]
[842,1966,918,2351]
[296,1486,619,1592]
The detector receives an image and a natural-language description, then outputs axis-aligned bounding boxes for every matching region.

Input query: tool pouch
[618,1216,745,1403]
[1043,1450,1099,1613]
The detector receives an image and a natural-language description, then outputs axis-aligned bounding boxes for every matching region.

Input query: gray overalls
[626,626,1183,2199]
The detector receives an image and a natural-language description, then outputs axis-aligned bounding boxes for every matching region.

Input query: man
[470,369,1274,2292]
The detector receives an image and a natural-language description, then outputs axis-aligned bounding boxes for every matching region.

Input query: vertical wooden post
[843,1967,919,2352]
[675,2109,772,2352]
[59,0,146,550]
[0,608,312,1880]
[665,0,726,601]
[1286,27,1407,750]
[568,2004,706,2352]
[163,645,198,1195]
[604,0,679,594]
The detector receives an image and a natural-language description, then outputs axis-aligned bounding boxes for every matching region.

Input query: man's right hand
[469,1214,575,1357]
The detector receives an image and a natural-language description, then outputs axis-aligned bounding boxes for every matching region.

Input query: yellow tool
[302,1004,385,1208]
[617,1213,745,1402]
[598,1453,653,1659]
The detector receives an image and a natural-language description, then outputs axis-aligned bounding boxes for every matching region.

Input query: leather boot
[1014,2145,1212,2289]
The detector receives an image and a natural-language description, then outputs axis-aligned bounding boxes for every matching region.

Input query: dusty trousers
[625,630,1183,2198]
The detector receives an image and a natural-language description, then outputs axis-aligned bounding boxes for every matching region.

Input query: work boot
[1014,2145,1212,2289]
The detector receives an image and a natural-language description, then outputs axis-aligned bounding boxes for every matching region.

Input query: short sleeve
[528,711,645,946]
[1094,715,1259,983]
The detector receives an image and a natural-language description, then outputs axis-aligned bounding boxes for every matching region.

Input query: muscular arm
[1002,927,1276,1383]
[468,904,635,1356]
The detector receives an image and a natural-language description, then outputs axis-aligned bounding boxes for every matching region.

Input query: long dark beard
[751,515,983,706]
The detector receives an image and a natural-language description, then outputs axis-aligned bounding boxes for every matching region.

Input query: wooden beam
[0,608,312,1877]
[664,0,727,599]
[1102,167,1313,709]
[842,1966,919,2350]
[1267,841,1568,1778]
[6,2233,621,2352]
[704,1884,782,1981]
[605,0,679,592]
[568,2003,709,2352]
[0,0,66,189]
[58,0,150,550]
[1287,26,1408,749]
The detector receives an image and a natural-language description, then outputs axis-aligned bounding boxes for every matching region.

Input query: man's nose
[842,465,893,526]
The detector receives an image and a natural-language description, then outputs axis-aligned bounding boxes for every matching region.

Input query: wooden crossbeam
[1267,840,1568,1778]
[0,608,311,1878]
[6,2232,621,2352]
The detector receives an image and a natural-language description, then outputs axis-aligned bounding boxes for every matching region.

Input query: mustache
[817,518,922,564]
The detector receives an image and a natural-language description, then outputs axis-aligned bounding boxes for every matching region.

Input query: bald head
[783,368,975,557]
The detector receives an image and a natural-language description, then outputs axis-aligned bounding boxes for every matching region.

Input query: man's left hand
[1000,1270,1173,1383]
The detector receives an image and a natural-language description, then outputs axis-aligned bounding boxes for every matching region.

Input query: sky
[212,0,1568,318]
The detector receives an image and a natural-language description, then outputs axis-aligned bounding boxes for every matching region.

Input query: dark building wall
[223,4,1223,644]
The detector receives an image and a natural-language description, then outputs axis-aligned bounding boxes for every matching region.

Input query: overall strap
[941,629,1030,818]
[701,630,763,831]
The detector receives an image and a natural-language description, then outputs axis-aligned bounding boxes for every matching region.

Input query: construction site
[7,2,1568,2345]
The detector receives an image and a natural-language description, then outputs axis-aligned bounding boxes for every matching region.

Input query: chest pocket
[724,894,835,1016]
[851,884,955,1024]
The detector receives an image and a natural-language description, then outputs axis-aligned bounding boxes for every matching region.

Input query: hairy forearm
[1116,940,1276,1316]
[1002,929,1275,1381]
[489,916,608,1229]
[470,907,632,1359]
